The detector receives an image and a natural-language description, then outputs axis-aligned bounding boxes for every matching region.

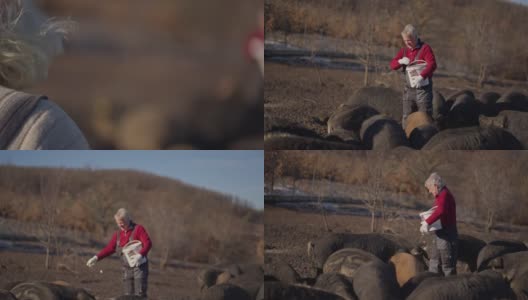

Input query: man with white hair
[390,24,437,129]
[421,172,458,276]
[87,208,152,297]
[0,0,89,149]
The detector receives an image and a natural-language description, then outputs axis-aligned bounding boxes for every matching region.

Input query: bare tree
[265,151,283,193]
[361,152,386,233]
[463,0,505,88]
[355,0,382,87]
[38,169,64,269]
[472,152,512,233]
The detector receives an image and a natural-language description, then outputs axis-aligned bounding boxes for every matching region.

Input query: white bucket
[406,60,429,88]
[419,206,442,231]
[122,240,144,267]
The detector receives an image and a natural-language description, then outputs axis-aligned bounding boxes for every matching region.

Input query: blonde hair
[0,0,74,89]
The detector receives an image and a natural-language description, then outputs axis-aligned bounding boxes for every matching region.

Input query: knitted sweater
[0,86,90,150]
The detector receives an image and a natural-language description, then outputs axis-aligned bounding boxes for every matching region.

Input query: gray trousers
[429,231,458,276]
[402,81,433,128]
[123,260,149,297]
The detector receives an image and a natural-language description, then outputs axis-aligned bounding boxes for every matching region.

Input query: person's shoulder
[135,224,147,231]
[17,98,90,149]
[422,43,434,51]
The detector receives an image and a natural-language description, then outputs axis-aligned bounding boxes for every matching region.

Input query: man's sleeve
[420,45,437,78]
[390,48,405,70]
[97,232,117,260]
[425,194,445,225]
[137,226,152,256]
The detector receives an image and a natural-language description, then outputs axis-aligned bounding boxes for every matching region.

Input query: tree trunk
[364,52,370,87]
[160,246,170,270]
[370,211,376,233]
[478,63,488,88]
[486,210,495,233]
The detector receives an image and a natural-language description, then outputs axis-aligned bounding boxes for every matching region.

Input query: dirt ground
[0,249,202,300]
[264,60,528,138]
[264,204,528,280]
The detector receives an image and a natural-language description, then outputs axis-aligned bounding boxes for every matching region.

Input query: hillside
[0,165,263,265]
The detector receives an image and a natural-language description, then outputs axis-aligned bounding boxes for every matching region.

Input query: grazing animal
[327,104,380,140]
[488,251,528,300]
[477,239,527,271]
[0,290,17,300]
[406,270,514,300]
[408,124,438,149]
[352,260,401,300]
[400,271,441,298]
[479,110,528,149]
[265,263,301,284]
[200,283,251,300]
[432,91,447,127]
[307,233,417,273]
[447,93,481,128]
[344,87,402,122]
[478,91,501,116]
[496,91,528,112]
[389,252,427,287]
[323,248,382,279]
[198,264,263,299]
[457,234,486,272]
[10,281,95,300]
[422,126,523,150]
[360,115,409,150]
[314,273,358,300]
[404,111,434,138]
[264,281,346,300]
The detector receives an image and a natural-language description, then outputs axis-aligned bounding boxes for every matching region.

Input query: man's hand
[135,255,147,267]
[398,57,410,65]
[420,222,429,234]
[86,255,98,267]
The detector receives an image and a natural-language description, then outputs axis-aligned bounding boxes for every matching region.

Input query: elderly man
[421,173,458,276]
[390,24,437,129]
[87,208,152,297]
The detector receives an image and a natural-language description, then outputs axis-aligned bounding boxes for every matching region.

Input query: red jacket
[390,41,437,79]
[425,187,457,229]
[97,223,152,259]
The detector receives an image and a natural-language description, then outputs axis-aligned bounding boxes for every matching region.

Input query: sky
[0,151,264,209]
[508,0,528,5]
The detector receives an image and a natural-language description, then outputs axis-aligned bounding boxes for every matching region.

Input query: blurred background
[28,0,263,149]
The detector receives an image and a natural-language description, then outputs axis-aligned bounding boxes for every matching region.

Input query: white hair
[0,0,75,89]
[424,172,445,190]
[114,208,131,223]
[401,24,418,39]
